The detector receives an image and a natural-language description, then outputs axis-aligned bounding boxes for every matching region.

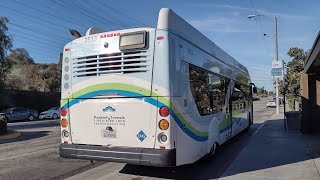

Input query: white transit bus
[59,8,256,167]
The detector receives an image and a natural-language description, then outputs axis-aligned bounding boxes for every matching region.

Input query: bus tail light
[159,133,167,142]
[159,106,170,117]
[62,130,69,138]
[61,118,68,128]
[61,108,67,117]
[157,36,164,40]
[159,119,169,130]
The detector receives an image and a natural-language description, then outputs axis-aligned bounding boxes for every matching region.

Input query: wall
[300,73,320,133]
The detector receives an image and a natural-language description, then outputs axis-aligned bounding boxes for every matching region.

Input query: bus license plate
[102,130,117,139]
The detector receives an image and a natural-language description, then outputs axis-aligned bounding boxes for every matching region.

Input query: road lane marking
[0,147,56,161]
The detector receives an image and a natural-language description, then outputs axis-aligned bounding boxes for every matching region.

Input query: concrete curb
[0,131,21,140]
[303,138,320,177]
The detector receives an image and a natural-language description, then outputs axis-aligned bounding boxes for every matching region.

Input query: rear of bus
[59,27,176,167]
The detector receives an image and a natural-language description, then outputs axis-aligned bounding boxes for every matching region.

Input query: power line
[85,0,138,28]
[12,0,85,29]
[9,29,67,48]
[96,0,149,27]
[8,22,71,41]
[77,0,130,29]
[61,0,127,29]
[48,0,110,31]
[10,33,62,49]
[14,42,61,53]
[84,0,135,28]
[1,8,65,33]
[0,5,73,31]
[248,0,272,57]
[7,47,59,60]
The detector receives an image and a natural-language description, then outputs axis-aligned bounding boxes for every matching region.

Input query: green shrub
[0,116,7,134]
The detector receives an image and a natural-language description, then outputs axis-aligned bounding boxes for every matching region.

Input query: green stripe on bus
[61,83,209,137]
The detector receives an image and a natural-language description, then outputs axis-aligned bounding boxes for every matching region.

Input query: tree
[0,17,12,91]
[45,77,60,92]
[256,86,268,96]
[7,48,34,65]
[5,48,61,92]
[284,47,309,109]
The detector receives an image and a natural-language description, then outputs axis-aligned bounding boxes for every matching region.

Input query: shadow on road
[8,120,60,130]
[119,127,258,180]
[0,131,51,144]
[219,119,320,179]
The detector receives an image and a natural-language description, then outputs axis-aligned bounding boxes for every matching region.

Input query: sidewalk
[220,110,320,180]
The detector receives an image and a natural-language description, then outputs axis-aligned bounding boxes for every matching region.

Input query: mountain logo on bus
[103,106,116,113]
[137,130,147,142]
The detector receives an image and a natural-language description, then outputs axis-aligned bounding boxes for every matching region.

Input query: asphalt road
[0,119,105,180]
[0,98,275,180]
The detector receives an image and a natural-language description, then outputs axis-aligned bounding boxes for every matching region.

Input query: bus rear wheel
[203,143,218,161]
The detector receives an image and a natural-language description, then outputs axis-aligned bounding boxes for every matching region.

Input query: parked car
[0,107,39,123]
[39,107,60,120]
[266,100,276,108]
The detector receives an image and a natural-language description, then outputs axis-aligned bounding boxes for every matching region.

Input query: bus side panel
[176,122,206,165]
[61,43,72,100]
[152,30,170,96]
[176,61,209,165]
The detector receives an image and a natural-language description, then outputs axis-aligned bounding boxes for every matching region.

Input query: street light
[247,14,264,19]
[248,14,280,115]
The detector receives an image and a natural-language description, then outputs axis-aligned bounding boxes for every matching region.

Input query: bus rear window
[119,31,147,50]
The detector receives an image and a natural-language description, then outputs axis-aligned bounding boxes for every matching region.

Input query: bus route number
[85,36,98,43]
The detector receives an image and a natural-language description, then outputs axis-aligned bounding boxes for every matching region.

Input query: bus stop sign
[271,60,283,77]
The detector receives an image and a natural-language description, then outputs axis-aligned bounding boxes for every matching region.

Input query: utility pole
[247,14,280,115]
[275,17,280,115]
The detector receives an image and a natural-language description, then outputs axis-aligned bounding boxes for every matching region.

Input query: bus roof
[157,8,249,76]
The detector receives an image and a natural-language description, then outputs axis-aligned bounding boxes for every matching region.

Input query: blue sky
[1,0,319,91]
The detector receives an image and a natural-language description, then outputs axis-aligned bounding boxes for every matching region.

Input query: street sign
[271,60,283,77]
[272,60,283,69]
[271,68,283,76]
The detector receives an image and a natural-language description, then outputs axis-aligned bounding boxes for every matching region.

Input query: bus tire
[203,143,218,161]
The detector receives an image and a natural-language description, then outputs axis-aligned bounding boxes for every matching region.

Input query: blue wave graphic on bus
[103,106,116,113]
[61,90,208,142]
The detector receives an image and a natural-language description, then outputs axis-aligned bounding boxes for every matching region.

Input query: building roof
[304,31,320,73]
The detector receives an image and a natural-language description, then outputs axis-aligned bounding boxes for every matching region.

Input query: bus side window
[232,83,251,111]
[189,65,229,116]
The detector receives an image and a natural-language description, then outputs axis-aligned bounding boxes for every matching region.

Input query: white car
[39,107,60,119]
[266,100,276,108]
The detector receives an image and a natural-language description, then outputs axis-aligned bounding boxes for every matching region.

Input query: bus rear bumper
[59,144,176,167]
